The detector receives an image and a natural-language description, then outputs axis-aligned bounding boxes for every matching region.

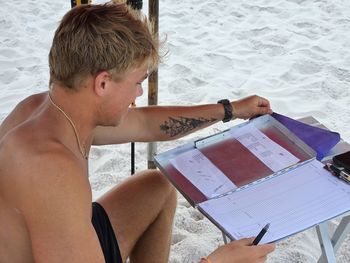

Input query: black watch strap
[217,99,233,123]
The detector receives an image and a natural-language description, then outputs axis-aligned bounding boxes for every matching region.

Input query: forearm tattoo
[160,116,217,137]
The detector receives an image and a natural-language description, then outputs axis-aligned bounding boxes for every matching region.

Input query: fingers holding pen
[240,237,276,256]
[206,237,276,263]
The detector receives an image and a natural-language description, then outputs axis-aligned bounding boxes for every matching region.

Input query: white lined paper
[199,159,350,243]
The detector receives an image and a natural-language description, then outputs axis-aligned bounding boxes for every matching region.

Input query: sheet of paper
[199,159,350,243]
[230,123,300,172]
[170,148,237,198]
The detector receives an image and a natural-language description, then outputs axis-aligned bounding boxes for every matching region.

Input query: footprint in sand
[172,233,187,245]
[203,53,232,69]
[189,209,205,221]
[291,60,323,75]
[327,66,350,82]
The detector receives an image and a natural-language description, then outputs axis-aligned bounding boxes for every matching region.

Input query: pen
[325,163,350,184]
[252,223,270,245]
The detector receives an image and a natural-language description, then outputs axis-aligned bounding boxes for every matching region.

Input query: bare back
[0,92,94,262]
[0,93,47,262]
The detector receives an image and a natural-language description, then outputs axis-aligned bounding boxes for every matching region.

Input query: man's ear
[94,71,111,97]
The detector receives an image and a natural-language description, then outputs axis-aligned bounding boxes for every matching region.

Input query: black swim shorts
[92,202,123,263]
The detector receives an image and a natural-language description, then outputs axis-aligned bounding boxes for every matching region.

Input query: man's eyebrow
[142,73,149,80]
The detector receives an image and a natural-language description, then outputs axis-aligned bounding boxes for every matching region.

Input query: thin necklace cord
[48,93,88,160]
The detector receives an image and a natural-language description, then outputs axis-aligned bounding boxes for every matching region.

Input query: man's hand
[204,237,276,263]
[232,95,272,120]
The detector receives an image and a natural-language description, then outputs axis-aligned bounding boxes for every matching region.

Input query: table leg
[316,222,336,263]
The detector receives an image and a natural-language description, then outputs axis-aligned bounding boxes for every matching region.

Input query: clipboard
[154,114,350,244]
[155,114,317,206]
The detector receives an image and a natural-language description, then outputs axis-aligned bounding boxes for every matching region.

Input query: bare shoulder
[1,136,91,207]
[0,92,91,206]
[0,92,47,139]
[15,92,47,112]
[0,138,102,262]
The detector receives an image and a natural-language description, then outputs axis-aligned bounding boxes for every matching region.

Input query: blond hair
[49,3,159,89]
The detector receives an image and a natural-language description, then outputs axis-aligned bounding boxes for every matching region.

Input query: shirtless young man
[0,3,275,263]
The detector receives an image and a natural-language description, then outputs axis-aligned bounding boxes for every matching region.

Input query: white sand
[1,0,350,262]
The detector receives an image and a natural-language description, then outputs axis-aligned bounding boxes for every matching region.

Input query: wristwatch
[217,99,233,123]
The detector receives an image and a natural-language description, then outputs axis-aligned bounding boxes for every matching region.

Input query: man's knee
[142,169,177,208]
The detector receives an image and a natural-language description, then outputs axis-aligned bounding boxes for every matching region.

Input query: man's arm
[93,95,272,145]
[18,151,104,263]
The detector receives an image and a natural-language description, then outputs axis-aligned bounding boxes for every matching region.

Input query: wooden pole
[147,0,159,169]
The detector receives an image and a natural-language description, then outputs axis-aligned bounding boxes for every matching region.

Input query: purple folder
[272,112,340,160]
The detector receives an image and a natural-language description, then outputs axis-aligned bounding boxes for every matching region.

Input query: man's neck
[48,84,97,157]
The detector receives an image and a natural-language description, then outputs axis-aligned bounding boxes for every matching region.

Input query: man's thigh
[96,169,176,261]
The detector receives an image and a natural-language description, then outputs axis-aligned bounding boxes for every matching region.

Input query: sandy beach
[1,0,350,262]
